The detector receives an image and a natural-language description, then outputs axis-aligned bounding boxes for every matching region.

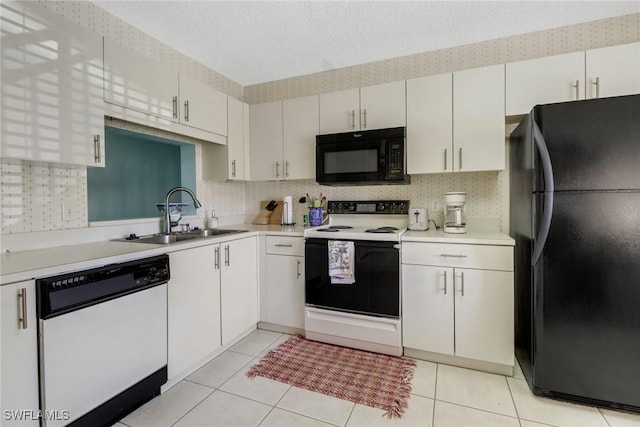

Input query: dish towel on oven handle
[328,240,355,284]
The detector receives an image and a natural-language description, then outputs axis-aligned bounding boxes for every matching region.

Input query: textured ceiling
[91,1,640,86]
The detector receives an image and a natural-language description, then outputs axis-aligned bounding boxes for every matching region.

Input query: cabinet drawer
[266,236,304,256]
[402,242,513,271]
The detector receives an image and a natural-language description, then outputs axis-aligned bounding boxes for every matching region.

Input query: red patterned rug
[247,336,416,418]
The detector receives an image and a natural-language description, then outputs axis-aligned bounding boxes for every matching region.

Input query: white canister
[282,196,294,225]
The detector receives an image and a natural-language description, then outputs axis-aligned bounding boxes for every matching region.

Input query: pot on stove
[408,208,428,231]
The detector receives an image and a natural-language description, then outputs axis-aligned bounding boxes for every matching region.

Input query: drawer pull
[440,254,467,258]
[443,270,447,295]
[274,244,293,247]
[296,259,302,278]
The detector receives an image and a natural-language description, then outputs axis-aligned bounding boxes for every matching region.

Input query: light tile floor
[116,330,640,427]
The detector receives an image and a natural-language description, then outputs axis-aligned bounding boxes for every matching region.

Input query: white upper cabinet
[453,64,506,172]
[103,38,227,141]
[250,100,283,180]
[319,81,406,133]
[250,95,318,181]
[586,42,640,99]
[1,1,105,167]
[179,74,227,136]
[283,95,318,180]
[406,73,453,174]
[506,51,584,116]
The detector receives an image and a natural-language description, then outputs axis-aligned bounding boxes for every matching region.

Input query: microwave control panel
[387,141,405,178]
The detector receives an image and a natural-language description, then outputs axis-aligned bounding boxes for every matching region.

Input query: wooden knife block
[252,200,283,225]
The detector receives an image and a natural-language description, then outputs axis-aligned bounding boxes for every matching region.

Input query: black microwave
[316,127,410,186]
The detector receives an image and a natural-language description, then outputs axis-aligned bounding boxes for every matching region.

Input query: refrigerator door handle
[532,119,555,266]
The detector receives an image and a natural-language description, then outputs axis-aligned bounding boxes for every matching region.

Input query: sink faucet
[164,187,202,234]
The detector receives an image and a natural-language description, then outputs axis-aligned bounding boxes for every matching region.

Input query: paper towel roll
[282,196,294,224]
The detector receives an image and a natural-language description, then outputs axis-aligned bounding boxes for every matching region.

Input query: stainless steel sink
[116,229,249,244]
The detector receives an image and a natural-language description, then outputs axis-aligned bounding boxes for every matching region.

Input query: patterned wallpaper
[0,2,638,235]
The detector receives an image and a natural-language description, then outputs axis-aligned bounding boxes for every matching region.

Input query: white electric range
[303,200,409,356]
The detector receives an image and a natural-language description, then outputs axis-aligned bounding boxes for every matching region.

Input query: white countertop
[0,224,305,285]
[402,229,515,246]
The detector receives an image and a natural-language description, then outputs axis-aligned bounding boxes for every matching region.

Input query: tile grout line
[167,386,216,427]
[432,363,438,427]
[505,373,524,427]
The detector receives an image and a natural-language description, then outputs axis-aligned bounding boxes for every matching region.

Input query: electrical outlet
[431,199,441,212]
[61,202,74,222]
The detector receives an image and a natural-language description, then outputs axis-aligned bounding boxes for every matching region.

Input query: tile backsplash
[1,1,638,239]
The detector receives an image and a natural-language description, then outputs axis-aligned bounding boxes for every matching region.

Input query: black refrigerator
[509,94,640,412]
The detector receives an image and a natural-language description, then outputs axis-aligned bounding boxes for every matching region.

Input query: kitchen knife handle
[18,288,27,329]
[592,77,600,98]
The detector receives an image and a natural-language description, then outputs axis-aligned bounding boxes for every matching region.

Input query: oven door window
[304,239,399,318]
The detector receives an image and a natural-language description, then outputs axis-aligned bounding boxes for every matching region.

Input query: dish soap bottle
[207,208,219,229]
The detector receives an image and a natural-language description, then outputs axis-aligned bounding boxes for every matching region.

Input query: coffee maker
[444,192,467,233]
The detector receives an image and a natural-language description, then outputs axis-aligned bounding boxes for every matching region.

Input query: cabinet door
[402,265,454,355]
[179,75,227,136]
[319,88,360,133]
[454,269,514,366]
[506,51,585,115]
[406,73,453,173]
[250,101,283,180]
[265,254,305,329]
[221,236,258,345]
[103,37,178,123]
[1,1,104,167]
[227,96,246,180]
[453,64,505,172]
[168,246,221,379]
[1,280,39,426]
[283,95,318,180]
[359,80,406,130]
[586,42,640,99]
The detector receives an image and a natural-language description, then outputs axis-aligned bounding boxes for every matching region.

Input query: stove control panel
[327,200,409,214]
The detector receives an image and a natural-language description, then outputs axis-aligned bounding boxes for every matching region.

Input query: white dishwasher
[36,255,170,427]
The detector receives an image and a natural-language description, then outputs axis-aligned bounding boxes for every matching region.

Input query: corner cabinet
[262,236,305,330]
[250,96,318,181]
[319,81,406,133]
[453,64,506,172]
[402,242,514,372]
[0,1,105,167]
[585,42,640,100]
[1,280,39,426]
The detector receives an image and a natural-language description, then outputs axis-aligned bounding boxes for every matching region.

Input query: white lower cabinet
[263,236,305,329]
[220,236,258,345]
[168,245,221,380]
[1,280,39,426]
[402,242,514,368]
[168,235,258,380]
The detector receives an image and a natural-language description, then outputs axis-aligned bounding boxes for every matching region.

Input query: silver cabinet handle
[94,134,101,163]
[275,161,280,178]
[214,246,220,269]
[592,77,600,98]
[362,108,367,129]
[444,148,448,171]
[172,96,178,119]
[184,100,190,122]
[231,160,236,178]
[440,254,467,258]
[18,288,27,329]
[274,243,292,247]
[443,270,448,295]
[573,80,580,100]
[459,147,463,170]
[351,110,356,129]
[460,272,465,297]
[224,245,230,267]
[296,259,302,278]
[285,160,290,178]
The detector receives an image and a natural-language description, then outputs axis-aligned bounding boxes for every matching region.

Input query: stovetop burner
[365,226,399,233]
[316,225,354,232]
